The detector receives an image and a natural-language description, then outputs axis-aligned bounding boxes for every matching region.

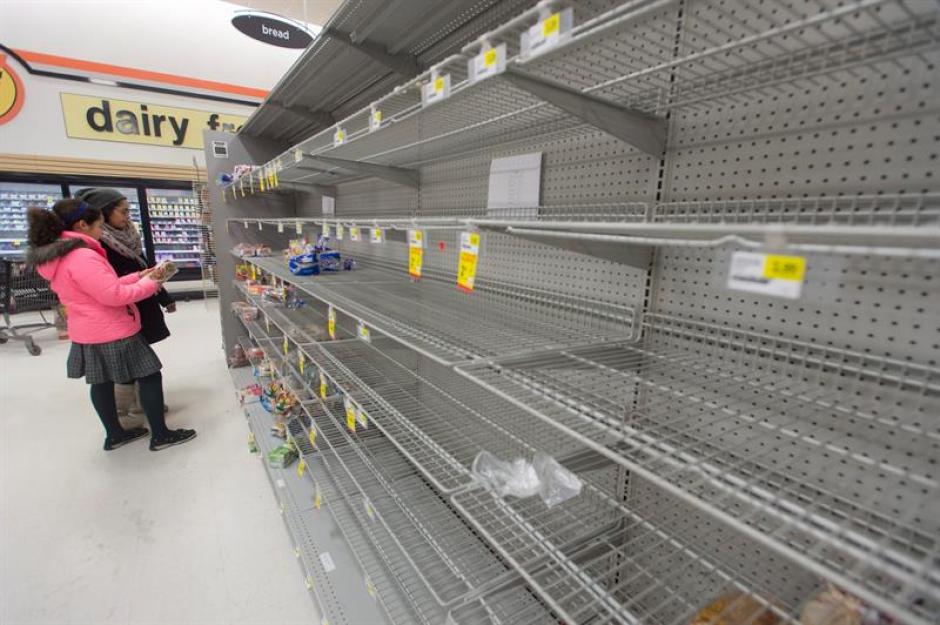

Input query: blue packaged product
[320,250,341,272]
[289,253,319,276]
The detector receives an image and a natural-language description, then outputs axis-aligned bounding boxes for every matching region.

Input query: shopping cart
[0,259,58,355]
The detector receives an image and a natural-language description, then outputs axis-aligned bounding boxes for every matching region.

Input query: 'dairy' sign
[61,93,247,150]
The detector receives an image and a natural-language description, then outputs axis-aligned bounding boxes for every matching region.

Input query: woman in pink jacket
[27,198,196,452]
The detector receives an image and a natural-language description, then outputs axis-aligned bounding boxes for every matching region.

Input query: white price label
[294,148,303,163]
[369,107,382,132]
[363,498,375,521]
[336,224,344,240]
[522,8,573,58]
[371,228,383,243]
[350,226,361,242]
[357,321,371,343]
[277,222,284,233]
[470,44,507,81]
[422,74,451,106]
[295,221,302,235]
[333,126,346,147]
[319,552,336,572]
[258,222,262,230]
[727,252,806,299]
[356,407,368,429]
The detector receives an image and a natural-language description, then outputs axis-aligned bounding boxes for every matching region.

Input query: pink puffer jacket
[31,231,160,344]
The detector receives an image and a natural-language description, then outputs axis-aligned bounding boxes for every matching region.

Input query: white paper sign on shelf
[370,227,383,243]
[727,252,806,300]
[294,148,303,163]
[422,73,451,106]
[521,8,573,59]
[469,43,507,82]
[369,107,382,132]
[487,152,542,218]
[322,196,335,216]
[333,126,346,147]
[319,552,336,573]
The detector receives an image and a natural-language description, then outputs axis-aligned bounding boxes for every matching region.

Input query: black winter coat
[103,245,173,344]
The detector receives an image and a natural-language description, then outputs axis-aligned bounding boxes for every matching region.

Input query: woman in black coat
[74,188,175,344]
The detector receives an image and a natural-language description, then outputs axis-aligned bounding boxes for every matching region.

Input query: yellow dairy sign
[61,93,247,150]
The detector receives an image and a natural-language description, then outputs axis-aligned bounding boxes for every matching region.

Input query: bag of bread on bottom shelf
[689,592,780,625]
[800,585,895,625]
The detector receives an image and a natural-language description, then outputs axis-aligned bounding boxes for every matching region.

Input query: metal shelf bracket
[502,66,667,157]
[325,28,422,78]
[308,155,420,189]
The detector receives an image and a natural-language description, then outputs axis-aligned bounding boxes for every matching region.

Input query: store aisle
[0,301,320,625]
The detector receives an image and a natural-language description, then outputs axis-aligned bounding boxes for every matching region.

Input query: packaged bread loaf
[690,593,780,625]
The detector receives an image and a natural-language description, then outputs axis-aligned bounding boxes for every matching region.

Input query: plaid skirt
[67,334,162,385]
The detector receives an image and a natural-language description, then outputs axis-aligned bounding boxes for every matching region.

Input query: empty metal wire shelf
[456,313,940,624]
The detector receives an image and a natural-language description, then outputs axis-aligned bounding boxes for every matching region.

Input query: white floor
[0,301,320,625]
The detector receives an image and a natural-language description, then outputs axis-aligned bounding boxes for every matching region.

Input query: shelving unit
[211,0,940,624]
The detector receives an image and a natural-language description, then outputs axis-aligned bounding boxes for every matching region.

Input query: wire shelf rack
[245,254,637,365]
[456,313,940,625]
[239,307,560,624]
[222,0,940,198]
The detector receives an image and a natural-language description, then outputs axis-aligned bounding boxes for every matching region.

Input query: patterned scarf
[101,221,146,267]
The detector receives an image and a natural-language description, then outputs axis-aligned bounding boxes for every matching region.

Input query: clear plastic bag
[471,451,582,507]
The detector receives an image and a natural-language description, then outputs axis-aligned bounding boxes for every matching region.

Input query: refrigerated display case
[0,182,65,258]
[145,188,203,275]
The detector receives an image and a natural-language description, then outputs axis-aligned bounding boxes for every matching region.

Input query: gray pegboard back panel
[648,247,940,366]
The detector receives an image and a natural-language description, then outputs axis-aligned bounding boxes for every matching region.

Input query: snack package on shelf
[233,243,273,258]
[343,258,356,271]
[234,264,250,281]
[239,306,260,324]
[800,586,894,625]
[288,252,319,276]
[236,384,262,405]
[246,346,265,362]
[266,443,297,468]
[689,593,780,625]
[287,238,308,256]
[319,250,341,272]
[228,344,248,368]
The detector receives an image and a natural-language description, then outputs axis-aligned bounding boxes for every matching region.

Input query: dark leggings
[90,372,169,438]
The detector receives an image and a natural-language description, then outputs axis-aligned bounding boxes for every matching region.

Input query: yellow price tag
[319,371,327,399]
[308,427,316,448]
[283,336,289,355]
[408,229,423,279]
[345,396,356,432]
[434,76,445,92]
[356,407,367,429]
[265,314,271,333]
[273,168,279,187]
[543,12,560,36]
[484,48,497,67]
[250,265,257,281]
[372,109,382,124]
[260,173,266,192]
[457,231,480,293]
[763,255,806,282]
[327,306,336,340]
[298,351,305,374]
[314,483,322,509]
[297,458,306,477]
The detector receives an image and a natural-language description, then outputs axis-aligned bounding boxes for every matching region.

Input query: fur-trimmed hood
[26,237,86,269]
[29,231,104,281]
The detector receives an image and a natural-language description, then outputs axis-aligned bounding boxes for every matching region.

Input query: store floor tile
[0,300,320,625]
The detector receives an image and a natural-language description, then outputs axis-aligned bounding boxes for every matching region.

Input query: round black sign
[231,13,313,49]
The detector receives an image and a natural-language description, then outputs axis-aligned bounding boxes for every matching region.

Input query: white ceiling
[221,0,341,28]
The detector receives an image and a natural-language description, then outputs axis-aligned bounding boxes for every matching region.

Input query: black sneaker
[150,428,197,451]
[104,427,149,451]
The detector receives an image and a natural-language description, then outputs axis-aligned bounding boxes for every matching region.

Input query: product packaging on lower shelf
[267,444,298,469]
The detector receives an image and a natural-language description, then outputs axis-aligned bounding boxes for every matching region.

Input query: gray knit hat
[73,188,126,213]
